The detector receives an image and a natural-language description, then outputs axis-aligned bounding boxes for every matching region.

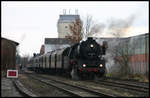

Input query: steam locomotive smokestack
[87,37,93,40]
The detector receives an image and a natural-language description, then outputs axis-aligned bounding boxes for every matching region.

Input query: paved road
[1,78,23,97]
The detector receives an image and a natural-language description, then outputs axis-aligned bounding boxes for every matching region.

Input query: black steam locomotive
[28,37,107,80]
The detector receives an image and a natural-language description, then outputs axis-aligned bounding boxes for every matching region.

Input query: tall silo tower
[57,12,81,38]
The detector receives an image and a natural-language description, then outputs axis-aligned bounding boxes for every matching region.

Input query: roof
[2,37,19,46]
[58,15,80,23]
[93,33,149,41]
[45,38,74,45]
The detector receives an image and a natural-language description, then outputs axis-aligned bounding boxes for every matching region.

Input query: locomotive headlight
[99,64,103,67]
[83,64,86,67]
[90,44,94,48]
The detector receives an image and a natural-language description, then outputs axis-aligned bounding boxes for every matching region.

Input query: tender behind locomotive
[28,37,108,80]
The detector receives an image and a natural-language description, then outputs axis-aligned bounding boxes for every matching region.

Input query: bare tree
[105,14,137,77]
[40,44,45,55]
[83,15,93,37]
[113,40,131,76]
[16,46,21,66]
[108,15,136,76]
[82,14,105,39]
[21,53,31,67]
[66,14,105,42]
[89,23,105,37]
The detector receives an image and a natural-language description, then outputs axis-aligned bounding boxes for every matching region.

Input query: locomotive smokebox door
[102,41,108,55]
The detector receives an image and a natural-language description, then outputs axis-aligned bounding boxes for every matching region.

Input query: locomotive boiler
[28,37,108,80]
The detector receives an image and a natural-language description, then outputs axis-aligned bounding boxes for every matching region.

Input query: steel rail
[13,79,37,97]
[28,74,115,97]
[95,79,149,93]
[103,77,149,88]
[99,79,149,89]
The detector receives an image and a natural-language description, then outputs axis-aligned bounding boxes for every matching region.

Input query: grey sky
[1,1,149,56]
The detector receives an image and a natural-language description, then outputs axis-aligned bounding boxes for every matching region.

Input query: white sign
[7,70,18,78]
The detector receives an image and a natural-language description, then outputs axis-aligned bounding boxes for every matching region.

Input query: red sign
[7,70,18,78]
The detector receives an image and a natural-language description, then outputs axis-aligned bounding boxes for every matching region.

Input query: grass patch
[122,74,149,82]
[105,73,113,77]
[105,73,149,82]
[20,75,44,89]
[1,71,7,77]
[19,74,52,90]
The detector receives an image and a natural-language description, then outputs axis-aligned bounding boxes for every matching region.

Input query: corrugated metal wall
[96,33,149,76]
[128,33,149,75]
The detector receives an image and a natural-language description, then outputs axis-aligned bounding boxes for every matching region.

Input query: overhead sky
[1,1,149,56]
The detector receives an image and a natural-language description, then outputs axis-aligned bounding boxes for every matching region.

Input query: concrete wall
[58,22,74,38]
[57,15,81,38]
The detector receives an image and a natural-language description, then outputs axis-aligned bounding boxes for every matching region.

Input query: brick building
[1,37,19,72]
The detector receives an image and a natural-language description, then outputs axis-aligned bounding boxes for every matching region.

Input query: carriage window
[49,55,51,68]
[45,56,46,67]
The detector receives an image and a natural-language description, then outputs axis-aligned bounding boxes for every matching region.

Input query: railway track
[40,74,149,96]
[85,77,149,97]
[94,78,149,94]
[23,71,149,97]
[13,79,37,97]
[25,72,142,97]
[27,73,115,97]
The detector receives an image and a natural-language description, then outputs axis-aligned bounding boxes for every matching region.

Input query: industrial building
[40,14,81,54]
[57,14,81,38]
[44,38,75,54]
[128,33,149,75]
[96,33,149,76]
[1,37,19,74]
